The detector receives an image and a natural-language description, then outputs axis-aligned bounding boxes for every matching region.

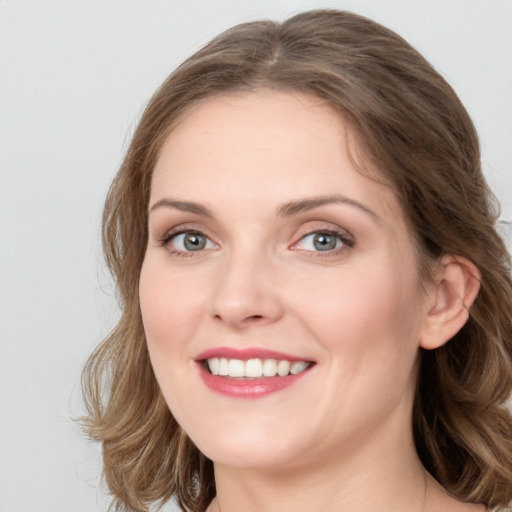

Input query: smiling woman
[81,9,512,512]
[141,90,439,480]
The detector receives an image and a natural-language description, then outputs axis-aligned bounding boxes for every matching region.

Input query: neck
[211,422,429,512]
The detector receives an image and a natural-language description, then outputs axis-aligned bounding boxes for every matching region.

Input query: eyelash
[158,228,217,258]
[157,226,355,258]
[291,227,354,257]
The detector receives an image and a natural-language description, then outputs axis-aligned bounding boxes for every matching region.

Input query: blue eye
[296,231,351,252]
[167,232,216,252]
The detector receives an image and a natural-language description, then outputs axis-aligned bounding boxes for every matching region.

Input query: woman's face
[140,90,432,471]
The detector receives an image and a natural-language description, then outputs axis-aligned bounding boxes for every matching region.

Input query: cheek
[302,265,423,423]
[138,259,208,423]
[139,259,204,357]
[297,257,423,358]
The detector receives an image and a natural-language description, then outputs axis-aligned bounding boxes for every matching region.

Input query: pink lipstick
[195,347,314,399]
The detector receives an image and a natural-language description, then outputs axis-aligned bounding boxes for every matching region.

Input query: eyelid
[157,224,219,256]
[289,223,355,255]
[157,222,212,242]
[154,221,354,257]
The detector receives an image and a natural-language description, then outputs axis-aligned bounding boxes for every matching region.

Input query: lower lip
[198,364,311,399]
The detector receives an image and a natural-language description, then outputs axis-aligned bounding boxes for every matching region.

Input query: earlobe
[420,255,481,350]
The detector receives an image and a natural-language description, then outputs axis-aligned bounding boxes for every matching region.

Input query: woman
[82,9,512,512]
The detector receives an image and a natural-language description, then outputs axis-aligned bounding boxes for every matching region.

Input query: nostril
[212,313,264,326]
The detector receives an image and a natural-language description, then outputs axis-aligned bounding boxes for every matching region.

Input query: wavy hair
[82,9,512,512]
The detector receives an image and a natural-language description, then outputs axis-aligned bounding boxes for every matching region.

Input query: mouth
[204,357,313,378]
[195,348,315,398]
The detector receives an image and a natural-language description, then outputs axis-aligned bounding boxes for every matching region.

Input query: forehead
[151,90,402,221]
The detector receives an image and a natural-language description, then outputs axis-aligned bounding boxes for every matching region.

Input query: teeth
[245,358,263,377]
[262,359,277,377]
[277,360,291,376]
[208,357,220,375]
[290,361,308,375]
[218,358,229,376]
[206,357,310,378]
[228,359,245,377]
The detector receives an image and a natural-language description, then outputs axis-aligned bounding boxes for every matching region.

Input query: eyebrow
[149,194,378,220]
[276,195,378,220]
[149,198,214,217]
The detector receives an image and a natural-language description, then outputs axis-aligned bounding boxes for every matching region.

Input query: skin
[139,90,483,512]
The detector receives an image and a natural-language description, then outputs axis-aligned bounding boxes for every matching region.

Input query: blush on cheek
[308,270,420,355]
[139,270,206,361]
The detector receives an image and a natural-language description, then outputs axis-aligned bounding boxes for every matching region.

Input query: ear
[420,255,481,350]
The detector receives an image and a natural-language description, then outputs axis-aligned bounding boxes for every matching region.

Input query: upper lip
[195,347,314,362]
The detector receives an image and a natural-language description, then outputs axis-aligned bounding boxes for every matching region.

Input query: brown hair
[82,9,512,512]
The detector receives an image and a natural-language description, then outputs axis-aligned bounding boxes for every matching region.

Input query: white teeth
[218,358,229,376]
[207,357,220,375]
[277,360,291,377]
[262,359,277,377]
[205,357,310,378]
[228,359,245,377]
[245,358,263,377]
[290,361,308,375]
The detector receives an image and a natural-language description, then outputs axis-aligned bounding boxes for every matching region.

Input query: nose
[209,249,284,330]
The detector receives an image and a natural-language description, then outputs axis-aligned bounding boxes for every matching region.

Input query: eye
[292,230,353,253]
[162,231,217,254]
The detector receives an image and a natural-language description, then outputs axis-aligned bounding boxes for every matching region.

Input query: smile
[195,348,315,398]
[206,358,311,378]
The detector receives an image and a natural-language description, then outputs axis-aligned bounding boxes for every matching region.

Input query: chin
[200,441,298,470]
[186,418,310,470]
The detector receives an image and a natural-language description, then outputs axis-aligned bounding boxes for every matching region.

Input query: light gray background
[1,1,511,511]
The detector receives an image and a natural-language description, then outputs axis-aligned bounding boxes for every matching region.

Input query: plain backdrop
[0,1,511,511]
